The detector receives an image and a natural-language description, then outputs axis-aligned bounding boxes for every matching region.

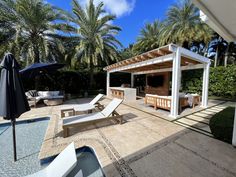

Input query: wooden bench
[145,94,189,112]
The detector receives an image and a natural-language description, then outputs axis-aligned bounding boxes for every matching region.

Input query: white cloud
[80,0,135,17]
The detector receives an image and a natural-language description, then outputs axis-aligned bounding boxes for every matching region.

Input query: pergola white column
[106,71,110,96]
[170,47,181,118]
[201,62,210,107]
[131,73,134,88]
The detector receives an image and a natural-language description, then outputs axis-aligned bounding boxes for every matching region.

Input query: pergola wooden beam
[109,54,174,73]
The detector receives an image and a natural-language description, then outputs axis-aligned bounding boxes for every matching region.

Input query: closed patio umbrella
[0,53,30,161]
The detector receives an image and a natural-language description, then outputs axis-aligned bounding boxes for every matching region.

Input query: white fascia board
[169,44,210,64]
[109,54,174,73]
[192,0,235,42]
[133,64,204,75]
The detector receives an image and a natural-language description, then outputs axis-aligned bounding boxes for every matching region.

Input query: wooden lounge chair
[61,94,104,118]
[63,98,123,138]
[25,142,77,177]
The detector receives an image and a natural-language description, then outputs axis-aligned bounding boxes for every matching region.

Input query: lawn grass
[209,106,235,143]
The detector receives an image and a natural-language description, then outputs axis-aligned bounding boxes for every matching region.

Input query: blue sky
[47,0,176,48]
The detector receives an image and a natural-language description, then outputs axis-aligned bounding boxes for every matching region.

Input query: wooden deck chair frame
[63,98,123,138]
[60,94,104,118]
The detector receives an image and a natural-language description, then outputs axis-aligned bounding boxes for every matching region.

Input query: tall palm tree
[70,0,122,88]
[159,0,212,49]
[0,0,70,63]
[134,20,162,53]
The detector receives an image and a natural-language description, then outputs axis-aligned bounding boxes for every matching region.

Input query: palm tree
[207,33,228,67]
[159,0,212,49]
[134,20,162,53]
[70,0,122,88]
[120,44,136,60]
[0,0,70,63]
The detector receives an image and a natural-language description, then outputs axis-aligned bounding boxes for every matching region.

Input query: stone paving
[1,98,235,177]
[38,98,236,177]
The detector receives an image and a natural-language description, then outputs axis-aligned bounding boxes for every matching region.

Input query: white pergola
[104,44,211,118]
[192,0,236,146]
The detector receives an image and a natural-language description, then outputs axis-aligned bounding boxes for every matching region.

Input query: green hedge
[182,65,236,98]
[21,65,236,98]
[209,107,235,143]
[22,71,106,94]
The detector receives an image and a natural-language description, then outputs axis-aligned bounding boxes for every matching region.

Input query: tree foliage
[159,0,212,48]
[70,0,122,87]
[0,0,72,64]
[134,20,162,53]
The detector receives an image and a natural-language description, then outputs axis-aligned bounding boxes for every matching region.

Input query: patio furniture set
[25,90,64,107]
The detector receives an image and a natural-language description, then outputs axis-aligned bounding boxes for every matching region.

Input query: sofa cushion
[146,94,158,97]
[51,91,60,96]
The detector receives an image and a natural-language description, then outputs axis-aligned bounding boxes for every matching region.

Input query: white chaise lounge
[25,142,77,177]
[61,94,104,118]
[63,98,123,137]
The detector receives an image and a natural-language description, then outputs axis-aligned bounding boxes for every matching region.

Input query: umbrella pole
[11,119,17,162]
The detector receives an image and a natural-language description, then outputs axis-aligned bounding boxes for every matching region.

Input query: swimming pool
[0,118,49,177]
[41,146,106,177]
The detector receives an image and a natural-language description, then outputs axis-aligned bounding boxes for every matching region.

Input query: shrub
[210,65,236,98]
[209,106,235,143]
[182,65,236,99]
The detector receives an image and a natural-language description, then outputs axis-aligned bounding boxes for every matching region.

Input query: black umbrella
[20,62,65,78]
[20,62,65,90]
[0,53,30,161]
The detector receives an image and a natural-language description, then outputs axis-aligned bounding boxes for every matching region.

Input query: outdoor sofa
[26,90,64,107]
[60,93,104,118]
[25,142,82,177]
[62,98,123,137]
[145,93,200,112]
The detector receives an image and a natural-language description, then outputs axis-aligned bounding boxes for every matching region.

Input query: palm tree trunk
[224,44,230,67]
[33,44,40,63]
[214,45,219,67]
[89,58,95,89]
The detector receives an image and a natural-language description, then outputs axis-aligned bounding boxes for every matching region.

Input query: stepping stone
[176,118,211,133]
[174,121,213,137]
[193,112,212,119]
[200,110,215,115]
[185,115,209,124]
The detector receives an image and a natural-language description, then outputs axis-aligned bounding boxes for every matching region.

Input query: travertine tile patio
[1,98,235,177]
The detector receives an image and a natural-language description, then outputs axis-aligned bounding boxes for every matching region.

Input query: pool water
[0,118,49,177]
[41,146,106,177]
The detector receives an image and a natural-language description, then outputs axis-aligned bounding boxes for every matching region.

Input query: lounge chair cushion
[46,142,77,177]
[89,94,104,105]
[26,142,77,177]
[63,112,105,126]
[101,98,123,117]
[74,103,95,112]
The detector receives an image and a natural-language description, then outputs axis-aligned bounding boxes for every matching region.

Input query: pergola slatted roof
[104,44,207,74]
